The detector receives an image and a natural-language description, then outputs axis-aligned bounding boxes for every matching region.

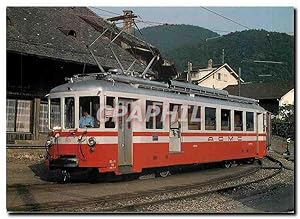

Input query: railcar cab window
[234,110,243,131]
[50,98,61,129]
[79,96,100,128]
[221,109,231,131]
[246,112,254,131]
[105,96,116,128]
[64,97,75,129]
[146,101,163,129]
[188,105,201,130]
[205,107,216,130]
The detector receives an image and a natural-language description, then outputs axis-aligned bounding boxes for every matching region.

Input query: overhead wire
[89,7,292,79]
[200,6,252,30]
[84,7,292,36]
[90,8,235,34]
[89,7,120,16]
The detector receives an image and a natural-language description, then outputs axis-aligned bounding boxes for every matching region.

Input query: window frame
[205,107,216,131]
[246,111,255,132]
[220,108,231,131]
[146,100,164,130]
[78,95,100,129]
[187,105,201,130]
[234,110,244,131]
[104,96,117,129]
[64,96,76,130]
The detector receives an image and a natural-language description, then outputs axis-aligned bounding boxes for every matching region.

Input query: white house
[189,59,244,90]
[279,88,294,106]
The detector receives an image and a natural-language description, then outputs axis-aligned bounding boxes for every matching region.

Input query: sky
[91,7,294,35]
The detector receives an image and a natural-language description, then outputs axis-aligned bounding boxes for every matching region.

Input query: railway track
[105,156,283,212]
[7,156,283,212]
[7,145,46,149]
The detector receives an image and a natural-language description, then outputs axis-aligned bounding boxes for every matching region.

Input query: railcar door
[169,104,182,152]
[266,112,272,149]
[256,112,263,153]
[118,98,133,173]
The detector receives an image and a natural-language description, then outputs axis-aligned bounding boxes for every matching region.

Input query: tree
[272,104,294,140]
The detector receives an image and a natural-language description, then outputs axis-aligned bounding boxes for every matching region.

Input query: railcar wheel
[159,170,170,178]
[61,170,70,183]
[224,161,232,168]
[245,158,255,164]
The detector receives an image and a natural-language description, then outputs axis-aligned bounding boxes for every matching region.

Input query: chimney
[187,62,193,83]
[123,10,134,35]
[208,59,213,69]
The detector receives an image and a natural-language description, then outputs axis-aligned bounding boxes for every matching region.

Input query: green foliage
[140,26,294,83]
[138,24,219,55]
[272,104,294,140]
[274,104,294,124]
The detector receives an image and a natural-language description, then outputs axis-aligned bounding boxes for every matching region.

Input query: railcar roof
[50,77,265,111]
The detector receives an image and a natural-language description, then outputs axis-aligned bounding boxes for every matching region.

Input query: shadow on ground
[29,162,62,182]
[28,160,236,184]
[221,183,294,213]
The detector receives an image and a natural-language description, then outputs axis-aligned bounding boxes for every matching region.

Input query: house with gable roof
[188,59,244,90]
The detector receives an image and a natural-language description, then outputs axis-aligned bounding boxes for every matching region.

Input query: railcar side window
[64,97,75,129]
[246,112,254,131]
[221,109,231,131]
[188,105,201,130]
[205,107,216,130]
[79,96,100,128]
[234,110,243,131]
[146,101,163,129]
[155,103,163,129]
[169,103,181,129]
[105,96,116,128]
[50,98,61,129]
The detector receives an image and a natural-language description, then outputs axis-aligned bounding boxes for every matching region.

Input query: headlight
[87,137,96,147]
[45,139,52,147]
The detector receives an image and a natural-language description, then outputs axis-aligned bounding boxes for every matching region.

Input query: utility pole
[238,67,241,96]
[107,10,137,49]
[222,49,225,64]
[107,10,137,34]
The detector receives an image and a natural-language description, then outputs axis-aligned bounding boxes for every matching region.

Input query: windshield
[65,97,75,129]
[50,98,61,129]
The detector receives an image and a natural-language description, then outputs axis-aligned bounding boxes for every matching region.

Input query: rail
[6,145,46,149]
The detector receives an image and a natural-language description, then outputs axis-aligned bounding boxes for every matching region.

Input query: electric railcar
[45,72,271,181]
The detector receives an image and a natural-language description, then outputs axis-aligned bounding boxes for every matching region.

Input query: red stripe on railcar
[181,132,266,137]
[58,131,118,137]
[133,132,169,136]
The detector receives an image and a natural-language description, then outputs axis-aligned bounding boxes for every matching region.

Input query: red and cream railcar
[45,73,270,179]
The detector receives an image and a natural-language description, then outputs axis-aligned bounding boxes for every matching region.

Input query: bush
[272,104,294,140]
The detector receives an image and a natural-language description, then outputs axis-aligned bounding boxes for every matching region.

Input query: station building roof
[6,7,159,74]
